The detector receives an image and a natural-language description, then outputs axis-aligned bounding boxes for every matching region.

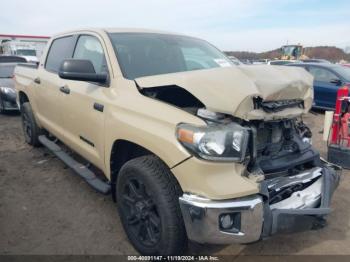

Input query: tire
[116,155,187,255]
[21,102,42,147]
[0,96,5,114]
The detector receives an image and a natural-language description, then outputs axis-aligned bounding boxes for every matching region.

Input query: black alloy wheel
[121,178,161,247]
[116,155,187,255]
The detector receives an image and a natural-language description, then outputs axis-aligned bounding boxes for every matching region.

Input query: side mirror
[58,59,108,84]
[330,79,342,86]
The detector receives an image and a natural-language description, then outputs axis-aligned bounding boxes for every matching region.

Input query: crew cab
[14,28,341,255]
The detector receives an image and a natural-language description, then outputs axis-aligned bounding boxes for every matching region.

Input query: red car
[342,63,350,68]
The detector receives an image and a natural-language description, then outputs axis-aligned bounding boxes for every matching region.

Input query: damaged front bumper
[179,164,341,244]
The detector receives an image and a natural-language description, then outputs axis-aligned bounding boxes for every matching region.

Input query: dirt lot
[0,111,349,255]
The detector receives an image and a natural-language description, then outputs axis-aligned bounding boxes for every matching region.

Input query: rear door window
[73,35,108,74]
[45,36,75,73]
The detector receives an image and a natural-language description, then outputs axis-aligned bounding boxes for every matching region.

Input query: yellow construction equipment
[280,44,308,60]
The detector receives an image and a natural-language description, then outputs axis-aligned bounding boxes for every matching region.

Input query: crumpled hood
[135,65,313,120]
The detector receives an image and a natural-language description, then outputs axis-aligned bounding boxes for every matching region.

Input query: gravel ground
[0,111,349,255]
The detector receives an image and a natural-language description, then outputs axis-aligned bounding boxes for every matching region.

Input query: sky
[0,0,349,52]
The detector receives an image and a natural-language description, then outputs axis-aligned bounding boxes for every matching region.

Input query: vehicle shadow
[238,204,350,255]
[187,242,228,255]
[187,197,350,255]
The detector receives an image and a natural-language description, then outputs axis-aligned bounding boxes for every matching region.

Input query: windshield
[16,49,36,56]
[0,65,16,78]
[333,66,350,81]
[109,33,233,79]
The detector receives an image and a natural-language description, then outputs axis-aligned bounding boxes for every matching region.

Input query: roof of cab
[105,28,180,35]
[54,28,182,38]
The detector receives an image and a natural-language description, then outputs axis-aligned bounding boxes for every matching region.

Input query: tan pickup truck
[14,28,340,255]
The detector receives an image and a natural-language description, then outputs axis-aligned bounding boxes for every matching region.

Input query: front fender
[104,80,205,179]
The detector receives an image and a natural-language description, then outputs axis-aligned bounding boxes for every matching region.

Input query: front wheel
[116,155,187,255]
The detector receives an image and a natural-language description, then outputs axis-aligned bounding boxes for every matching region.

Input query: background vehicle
[0,55,27,63]
[0,56,27,112]
[240,59,252,65]
[280,44,308,60]
[14,28,340,255]
[228,55,242,65]
[268,60,299,65]
[301,59,332,64]
[288,63,350,109]
[252,58,269,64]
[0,41,39,63]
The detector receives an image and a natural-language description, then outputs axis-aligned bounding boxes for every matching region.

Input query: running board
[38,135,111,195]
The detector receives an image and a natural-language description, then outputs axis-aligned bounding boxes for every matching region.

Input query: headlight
[0,87,16,95]
[176,122,249,162]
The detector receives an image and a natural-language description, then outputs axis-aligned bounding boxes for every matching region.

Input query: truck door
[60,34,110,170]
[34,35,76,138]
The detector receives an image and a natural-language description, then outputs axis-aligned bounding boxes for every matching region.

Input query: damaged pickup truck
[14,28,341,255]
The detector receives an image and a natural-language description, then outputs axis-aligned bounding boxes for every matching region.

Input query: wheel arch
[18,91,30,107]
[109,139,181,202]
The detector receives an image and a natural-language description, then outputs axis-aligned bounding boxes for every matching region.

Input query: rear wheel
[0,97,5,114]
[116,155,187,255]
[21,102,42,147]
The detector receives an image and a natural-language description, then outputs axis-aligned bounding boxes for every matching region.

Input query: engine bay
[250,118,317,175]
